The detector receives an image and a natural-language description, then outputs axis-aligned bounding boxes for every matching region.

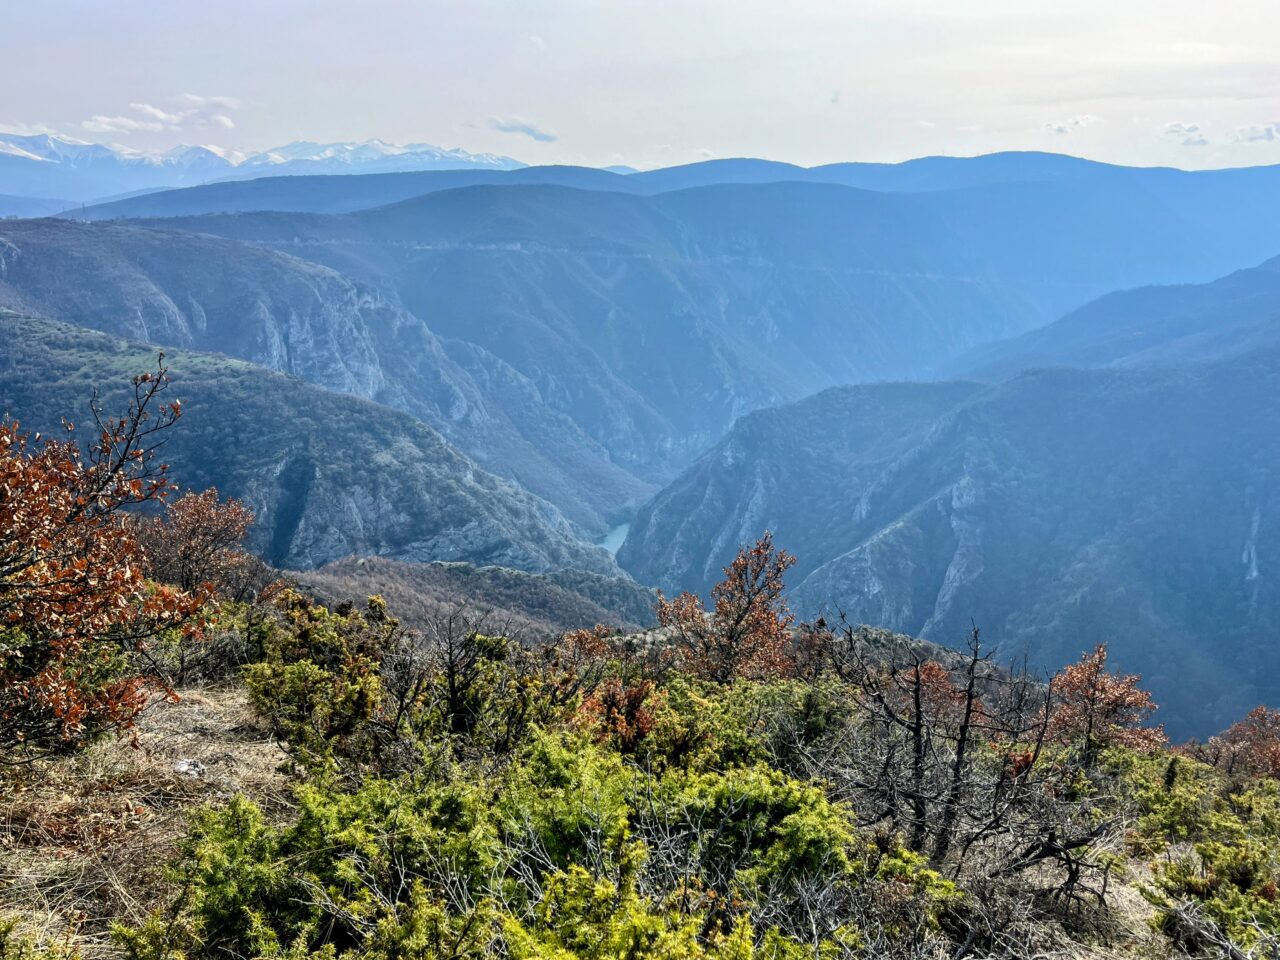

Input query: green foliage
[651,763,863,892]
[1152,834,1280,951]
[110,589,1280,960]
[498,732,634,875]
[243,592,389,769]
[503,866,713,960]
[118,776,502,960]
[1117,750,1226,851]
[1114,747,1280,952]
[0,920,83,960]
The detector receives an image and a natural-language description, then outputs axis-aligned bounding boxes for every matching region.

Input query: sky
[3,0,1280,170]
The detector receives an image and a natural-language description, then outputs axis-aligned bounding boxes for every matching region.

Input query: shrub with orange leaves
[0,360,204,756]
[578,676,658,753]
[655,531,796,682]
[140,486,261,599]
[1203,706,1280,779]
[1049,643,1165,764]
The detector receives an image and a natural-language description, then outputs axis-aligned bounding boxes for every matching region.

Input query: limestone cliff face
[0,314,621,578]
[0,218,646,534]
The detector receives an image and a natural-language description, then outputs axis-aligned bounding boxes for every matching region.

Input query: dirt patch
[0,686,290,956]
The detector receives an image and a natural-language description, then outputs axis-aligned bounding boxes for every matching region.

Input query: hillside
[124,182,1032,478]
[0,218,650,532]
[6,560,1276,960]
[0,193,71,219]
[954,254,1280,379]
[620,350,1280,738]
[0,312,618,575]
[296,555,656,637]
[75,165,628,219]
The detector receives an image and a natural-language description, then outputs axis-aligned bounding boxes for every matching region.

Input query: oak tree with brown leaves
[0,360,203,757]
[1049,643,1165,764]
[655,531,796,682]
[1195,705,1280,779]
[140,487,257,597]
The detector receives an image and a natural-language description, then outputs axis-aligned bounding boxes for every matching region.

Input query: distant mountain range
[0,133,523,205]
[5,149,1280,738]
[70,152,1280,324]
[76,150,1275,218]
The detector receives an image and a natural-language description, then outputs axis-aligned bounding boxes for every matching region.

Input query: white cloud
[1235,122,1280,143]
[1162,121,1208,146]
[914,120,938,129]
[1043,114,1101,135]
[0,120,57,136]
[80,95,244,136]
[82,114,165,133]
[178,94,242,110]
[130,102,183,124]
[528,35,546,51]
[489,115,558,142]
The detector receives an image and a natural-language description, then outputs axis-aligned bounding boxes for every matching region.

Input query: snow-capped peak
[0,133,111,163]
[160,143,246,166]
[0,135,525,201]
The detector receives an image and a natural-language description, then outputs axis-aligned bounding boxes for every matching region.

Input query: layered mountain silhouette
[74,151,1280,323]
[954,254,1280,379]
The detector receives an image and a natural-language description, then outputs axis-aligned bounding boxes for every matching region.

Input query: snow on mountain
[233,139,523,175]
[0,134,123,164]
[162,144,249,167]
[0,134,524,202]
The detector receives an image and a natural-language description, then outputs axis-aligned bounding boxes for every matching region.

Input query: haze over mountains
[618,253,1280,737]
[0,133,523,209]
[0,217,649,533]
[2,145,1279,735]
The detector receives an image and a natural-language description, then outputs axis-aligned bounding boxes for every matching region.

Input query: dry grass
[0,686,291,957]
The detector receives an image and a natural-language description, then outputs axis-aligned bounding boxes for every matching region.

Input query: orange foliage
[0,362,204,753]
[579,677,657,753]
[914,659,969,719]
[655,531,796,682]
[1212,706,1280,779]
[141,487,256,596]
[1049,644,1165,760]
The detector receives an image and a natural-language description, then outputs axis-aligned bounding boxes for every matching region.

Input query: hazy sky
[4,0,1280,170]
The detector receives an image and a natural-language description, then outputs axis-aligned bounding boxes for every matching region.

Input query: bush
[0,364,203,756]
